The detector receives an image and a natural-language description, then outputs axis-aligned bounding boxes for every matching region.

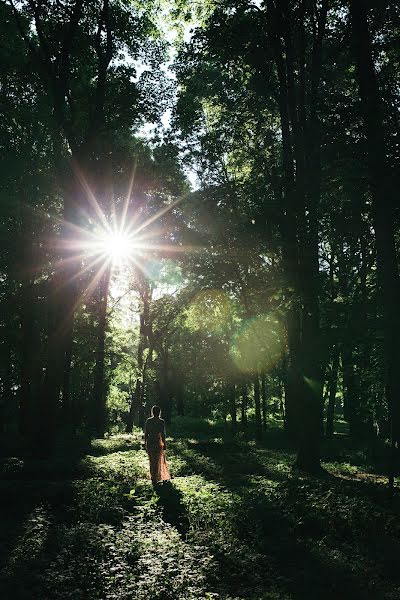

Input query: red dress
[144,417,171,483]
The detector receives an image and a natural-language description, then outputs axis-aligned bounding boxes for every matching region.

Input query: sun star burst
[98,230,134,263]
[48,164,200,309]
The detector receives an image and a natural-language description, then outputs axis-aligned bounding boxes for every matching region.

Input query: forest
[0,1,399,599]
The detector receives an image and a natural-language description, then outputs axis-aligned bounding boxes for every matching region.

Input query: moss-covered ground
[1,420,400,599]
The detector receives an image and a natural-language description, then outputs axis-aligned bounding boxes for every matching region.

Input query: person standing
[144,405,171,485]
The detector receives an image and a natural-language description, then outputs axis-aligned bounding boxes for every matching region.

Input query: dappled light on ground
[1,424,400,599]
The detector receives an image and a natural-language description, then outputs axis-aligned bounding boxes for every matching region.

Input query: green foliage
[1,427,400,599]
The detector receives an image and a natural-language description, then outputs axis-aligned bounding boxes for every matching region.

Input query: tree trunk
[326,347,340,438]
[341,344,364,438]
[241,384,248,428]
[350,1,400,485]
[229,383,237,430]
[254,376,262,439]
[279,383,285,420]
[40,162,89,448]
[41,276,74,450]
[261,374,267,431]
[90,263,111,437]
[137,380,145,428]
[176,381,185,417]
[126,273,151,431]
[61,336,73,423]
[1,340,13,436]
[292,2,328,471]
[283,325,301,440]
[126,394,135,434]
[269,1,328,471]
[18,239,42,440]
[159,351,172,425]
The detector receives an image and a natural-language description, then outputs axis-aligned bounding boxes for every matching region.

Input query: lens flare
[231,314,285,374]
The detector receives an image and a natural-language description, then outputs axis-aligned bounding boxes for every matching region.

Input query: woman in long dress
[144,405,171,485]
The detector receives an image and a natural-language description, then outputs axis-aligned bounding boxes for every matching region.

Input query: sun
[52,164,193,306]
[101,231,133,263]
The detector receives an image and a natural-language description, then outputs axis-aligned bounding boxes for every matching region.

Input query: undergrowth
[1,424,400,599]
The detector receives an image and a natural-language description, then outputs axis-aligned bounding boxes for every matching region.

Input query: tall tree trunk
[159,351,172,425]
[61,337,73,423]
[41,276,75,450]
[241,383,248,428]
[229,383,237,430]
[350,1,400,485]
[176,379,185,417]
[1,341,13,435]
[90,263,111,437]
[294,1,327,472]
[41,164,88,448]
[326,347,340,438]
[341,346,350,426]
[17,221,42,440]
[126,394,135,434]
[261,374,267,431]
[341,344,363,438]
[137,380,145,428]
[19,281,41,439]
[270,15,301,442]
[127,273,151,431]
[254,376,262,439]
[270,0,328,471]
[279,382,285,420]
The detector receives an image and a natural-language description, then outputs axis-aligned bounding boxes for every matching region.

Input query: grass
[0,422,399,599]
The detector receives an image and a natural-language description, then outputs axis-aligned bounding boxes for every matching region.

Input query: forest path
[1,426,400,599]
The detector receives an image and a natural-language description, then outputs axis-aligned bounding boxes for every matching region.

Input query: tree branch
[8,0,42,68]
[89,0,113,141]
[27,0,53,75]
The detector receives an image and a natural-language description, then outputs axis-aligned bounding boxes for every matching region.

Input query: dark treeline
[0,0,399,478]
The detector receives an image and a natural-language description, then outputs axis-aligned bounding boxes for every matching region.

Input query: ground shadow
[154,480,190,535]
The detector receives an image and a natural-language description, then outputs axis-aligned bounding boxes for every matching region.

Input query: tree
[349,0,400,483]
[174,0,330,470]
[5,0,170,445]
